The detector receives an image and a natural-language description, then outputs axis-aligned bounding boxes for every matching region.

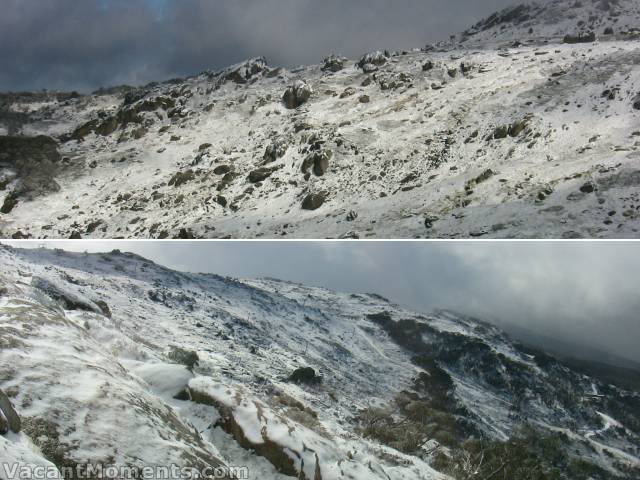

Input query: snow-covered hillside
[1,244,639,479]
[1,0,640,239]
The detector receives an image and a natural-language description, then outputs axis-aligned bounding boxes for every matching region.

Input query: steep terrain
[0,0,640,239]
[1,244,639,479]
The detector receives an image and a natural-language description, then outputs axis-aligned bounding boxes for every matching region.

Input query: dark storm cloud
[6,241,640,365]
[1,0,518,92]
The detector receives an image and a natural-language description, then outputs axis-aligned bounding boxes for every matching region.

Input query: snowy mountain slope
[1,244,639,479]
[1,1,640,239]
[461,0,640,47]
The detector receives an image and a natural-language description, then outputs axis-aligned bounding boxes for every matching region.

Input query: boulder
[302,192,327,210]
[1,193,18,214]
[339,87,356,99]
[283,81,313,109]
[213,165,232,175]
[0,409,8,434]
[580,181,596,194]
[508,119,528,137]
[168,170,196,187]
[95,300,112,318]
[563,32,596,44]
[263,138,288,164]
[167,346,199,371]
[289,367,322,385]
[248,167,277,183]
[301,150,332,177]
[0,388,20,433]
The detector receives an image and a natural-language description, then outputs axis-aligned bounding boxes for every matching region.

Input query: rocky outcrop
[357,51,388,72]
[247,166,279,183]
[283,81,313,109]
[321,55,346,73]
[301,150,332,177]
[0,388,21,434]
[188,388,300,477]
[221,57,268,84]
[301,192,327,210]
[263,138,288,164]
[289,367,322,385]
[31,276,103,314]
[0,136,61,206]
[168,170,196,188]
[71,96,175,141]
[563,31,596,44]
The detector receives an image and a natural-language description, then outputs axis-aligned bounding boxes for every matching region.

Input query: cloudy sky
[6,241,640,365]
[1,0,519,92]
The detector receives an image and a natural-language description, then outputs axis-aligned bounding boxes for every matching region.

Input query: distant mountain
[496,321,640,372]
[1,244,639,479]
[1,0,640,239]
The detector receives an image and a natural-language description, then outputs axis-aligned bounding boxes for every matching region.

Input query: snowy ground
[1,0,640,238]
[1,245,639,478]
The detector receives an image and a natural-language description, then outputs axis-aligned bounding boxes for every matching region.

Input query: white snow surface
[1,0,640,238]
[0,245,639,478]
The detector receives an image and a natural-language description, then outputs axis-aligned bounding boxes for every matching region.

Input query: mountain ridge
[1,244,639,479]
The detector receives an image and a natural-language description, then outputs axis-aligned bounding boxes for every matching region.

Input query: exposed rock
[301,150,332,177]
[189,387,300,478]
[359,95,371,104]
[168,170,196,187]
[95,300,112,318]
[508,119,528,137]
[322,55,346,73]
[0,136,61,200]
[167,346,199,371]
[71,96,175,140]
[302,192,327,210]
[213,165,232,175]
[378,73,413,91]
[580,181,596,194]
[633,94,640,110]
[289,367,322,385]
[217,172,239,191]
[563,32,596,44]
[0,388,21,434]
[283,81,313,109]
[0,409,8,434]
[357,51,388,72]
[340,87,357,99]
[215,195,228,207]
[424,214,439,229]
[1,193,18,214]
[31,276,102,314]
[248,167,277,183]
[221,57,268,84]
[263,138,288,164]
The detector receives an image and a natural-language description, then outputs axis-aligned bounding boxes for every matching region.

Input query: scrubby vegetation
[433,427,638,480]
